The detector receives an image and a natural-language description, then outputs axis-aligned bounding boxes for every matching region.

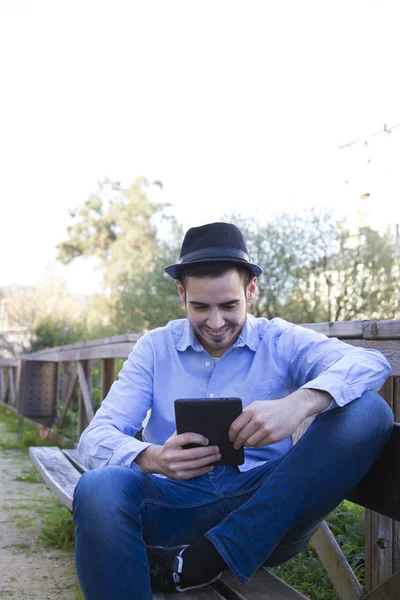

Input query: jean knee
[359,391,394,429]
[73,466,143,523]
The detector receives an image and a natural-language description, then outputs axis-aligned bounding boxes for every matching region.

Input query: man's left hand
[229,389,332,449]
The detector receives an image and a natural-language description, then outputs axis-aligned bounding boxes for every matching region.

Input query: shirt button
[205,361,211,367]
[210,393,215,398]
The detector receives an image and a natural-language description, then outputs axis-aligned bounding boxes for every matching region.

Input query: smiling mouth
[203,327,230,339]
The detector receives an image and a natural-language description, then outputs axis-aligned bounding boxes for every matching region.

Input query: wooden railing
[1,319,399,597]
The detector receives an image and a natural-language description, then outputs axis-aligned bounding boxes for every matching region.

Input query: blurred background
[1,0,400,355]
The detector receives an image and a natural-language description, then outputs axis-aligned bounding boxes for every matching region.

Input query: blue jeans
[73,392,393,599]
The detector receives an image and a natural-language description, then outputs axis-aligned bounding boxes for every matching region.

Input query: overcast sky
[1,0,399,294]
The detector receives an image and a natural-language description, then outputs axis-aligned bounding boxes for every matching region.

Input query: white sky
[1,0,399,294]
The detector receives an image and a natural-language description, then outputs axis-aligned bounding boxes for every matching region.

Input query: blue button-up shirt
[78,315,391,473]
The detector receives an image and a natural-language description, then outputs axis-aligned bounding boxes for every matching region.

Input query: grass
[269,500,365,598]
[0,407,63,449]
[0,406,366,600]
[0,406,83,599]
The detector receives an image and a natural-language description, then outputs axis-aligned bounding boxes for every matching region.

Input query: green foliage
[57,177,161,289]
[228,210,400,323]
[57,177,185,332]
[111,220,186,332]
[30,317,89,352]
[38,499,76,551]
[15,466,44,483]
[270,501,365,598]
[0,407,56,449]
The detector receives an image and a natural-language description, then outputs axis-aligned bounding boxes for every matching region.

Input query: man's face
[177,269,257,357]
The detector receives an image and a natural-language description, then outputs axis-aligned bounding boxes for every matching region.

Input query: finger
[166,444,220,463]
[229,410,253,442]
[175,432,210,447]
[244,431,272,447]
[232,420,261,449]
[170,453,221,472]
[179,447,220,463]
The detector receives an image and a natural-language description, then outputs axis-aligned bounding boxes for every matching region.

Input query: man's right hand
[135,432,221,479]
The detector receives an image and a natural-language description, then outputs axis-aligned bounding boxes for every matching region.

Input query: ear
[176,280,186,305]
[246,277,257,304]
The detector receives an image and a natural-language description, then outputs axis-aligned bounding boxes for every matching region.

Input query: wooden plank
[27,333,141,355]
[0,367,6,403]
[8,367,16,405]
[63,449,88,473]
[345,424,400,521]
[311,521,363,600]
[25,342,138,362]
[301,321,364,338]
[29,446,81,511]
[153,588,225,600]
[394,521,400,576]
[362,570,400,600]
[363,321,400,340]
[101,357,116,400]
[379,377,394,411]
[215,568,309,599]
[394,377,400,422]
[302,320,400,340]
[365,511,394,593]
[56,362,78,430]
[0,358,19,367]
[24,334,142,362]
[391,379,400,576]
[77,361,94,430]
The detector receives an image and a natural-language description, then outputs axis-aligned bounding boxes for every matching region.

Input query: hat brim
[164,258,262,280]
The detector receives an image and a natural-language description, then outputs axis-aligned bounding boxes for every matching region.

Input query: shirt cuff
[109,438,153,468]
[301,374,368,408]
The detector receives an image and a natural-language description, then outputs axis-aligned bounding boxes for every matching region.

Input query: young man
[74,222,394,600]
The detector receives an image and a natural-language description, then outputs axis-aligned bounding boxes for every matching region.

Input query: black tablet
[174,397,244,466]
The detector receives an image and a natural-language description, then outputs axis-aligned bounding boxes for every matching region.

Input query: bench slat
[63,448,88,473]
[153,588,226,599]
[29,446,80,511]
[215,568,309,599]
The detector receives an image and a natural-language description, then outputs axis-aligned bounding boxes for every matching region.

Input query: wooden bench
[30,422,400,600]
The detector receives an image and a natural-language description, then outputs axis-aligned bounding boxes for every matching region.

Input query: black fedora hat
[164,222,262,279]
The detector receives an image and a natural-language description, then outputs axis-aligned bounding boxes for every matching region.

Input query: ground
[0,438,81,599]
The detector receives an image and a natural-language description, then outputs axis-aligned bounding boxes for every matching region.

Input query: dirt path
[0,440,81,599]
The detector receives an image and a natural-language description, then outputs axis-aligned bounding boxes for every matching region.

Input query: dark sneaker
[146,545,222,592]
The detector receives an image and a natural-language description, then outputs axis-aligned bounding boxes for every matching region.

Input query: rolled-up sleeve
[77,336,154,469]
[277,324,392,407]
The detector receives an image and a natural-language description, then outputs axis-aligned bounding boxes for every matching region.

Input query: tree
[111,225,185,332]
[227,209,338,320]
[58,177,184,332]
[228,210,400,323]
[0,277,89,356]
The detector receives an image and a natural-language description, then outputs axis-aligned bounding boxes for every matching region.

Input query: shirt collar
[175,315,259,353]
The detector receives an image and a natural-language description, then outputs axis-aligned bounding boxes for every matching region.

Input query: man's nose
[207,310,225,330]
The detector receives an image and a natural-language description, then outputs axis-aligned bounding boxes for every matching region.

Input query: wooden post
[77,360,93,439]
[55,362,78,433]
[101,358,116,401]
[0,367,5,403]
[393,377,400,575]
[311,522,364,599]
[8,366,16,406]
[365,377,397,592]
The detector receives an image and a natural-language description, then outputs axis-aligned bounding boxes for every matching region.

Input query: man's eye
[222,304,237,310]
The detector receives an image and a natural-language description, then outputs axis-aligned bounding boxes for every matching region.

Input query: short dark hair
[179,261,254,289]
